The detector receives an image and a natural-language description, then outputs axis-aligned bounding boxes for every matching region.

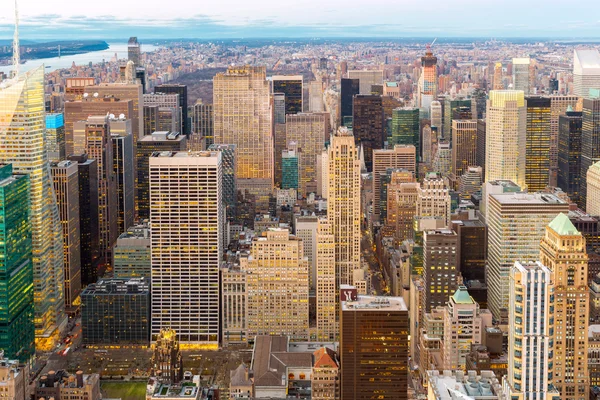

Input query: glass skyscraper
[281,150,299,191]
[0,164,34,361]
[391,108,420,158]
[0,66,66,350]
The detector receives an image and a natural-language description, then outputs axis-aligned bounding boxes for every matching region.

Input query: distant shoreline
[0,40,109,66]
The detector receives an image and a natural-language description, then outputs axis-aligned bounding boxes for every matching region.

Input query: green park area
[101,381,147,400]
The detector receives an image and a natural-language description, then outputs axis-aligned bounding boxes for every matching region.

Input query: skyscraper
[340,78,359,121]
[328,127,361,287]
[430,101,442,131]
[143,93,182,134]
[372,145,416,222]
[110,118,134,234]
[340,291,408,400]
[127,37,141,68]
[309,81,324,112]
[154,84,189,135]
[573,49,600,98]
[281,149,299,191]
[540,214,589,400]
[580,96,600,208]
[75,116,118,266]
[0,66,66,349]
[486,192,568,320]
[549,96,580,187]
[512,58,531,94]
[285,112,329,196]
[417,44,438,110]
[444,98,471,142]
[272,75,303,114]
[476,119,486,178]
[391,107,420,154]
[246,229,309,341]
[45,113,65,162]
[149,151,222,347]
[207,144,237,223]
[503,261,558,400]
[352,95,384,171]
[190,100,213,147]
[423,228,458,311]
[417,172,451,227]
[558,109,583,205]
[0,164,34,361]
[587,162,600,216]
[451,119,478,178]
[485,90,527,188]
[50,160,82,317]
[315,218,336,341]
[213,66,273,210]
[347,70,384,95]
[525,96,552,191]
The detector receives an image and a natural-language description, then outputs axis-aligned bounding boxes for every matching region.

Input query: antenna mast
[12,0,20,78]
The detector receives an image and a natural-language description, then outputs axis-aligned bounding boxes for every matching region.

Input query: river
[0,42,159,75]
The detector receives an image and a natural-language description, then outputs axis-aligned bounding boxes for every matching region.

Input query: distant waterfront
[0,42,159,75]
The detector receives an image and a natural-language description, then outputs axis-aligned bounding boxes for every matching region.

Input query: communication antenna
[12,0,20,78]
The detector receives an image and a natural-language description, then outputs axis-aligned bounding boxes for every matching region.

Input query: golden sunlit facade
[316,218,337,341]
[0,66,66,349]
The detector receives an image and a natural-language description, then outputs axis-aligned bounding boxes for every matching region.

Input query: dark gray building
[208,144,236,223]
[81,278,150,345]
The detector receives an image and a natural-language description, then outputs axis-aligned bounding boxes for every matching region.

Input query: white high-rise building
[417,172,451,227]
[512,58,531,94]
[430,101,442,133]
[587,161,600,216]
[0,66,67,349]
[309,81,324,112]
[328,127,361,287]
[347,70,384,95]
[485,91,527,189]
[149,151,223,347]
[486,192,568,320]
[295,215,319,290]
[504,261,559,400]
[573,49,600,98]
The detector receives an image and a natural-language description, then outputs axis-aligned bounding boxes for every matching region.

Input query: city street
[361,230,388,295]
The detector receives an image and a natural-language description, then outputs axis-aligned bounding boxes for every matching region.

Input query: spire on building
[12,0,19,78]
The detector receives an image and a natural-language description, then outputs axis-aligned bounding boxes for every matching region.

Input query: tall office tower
[549,96,580,187]
[0,66,66,349]
[110,118,134,234]
[67,155,99,286]
[317,149,329,198]
[573,49,600,97]
[487,192,568,320]
[417,172,451,226]
[451,120,478,177]
[434,140,452,176]
[588,162,600,216]
[309,81,324,112]
[207,144,236,223]
[143,93,182,134]
[442,286,490,370]
[50,161,82,317]
[127,37,141,68]
[391,107,420,152]
[378,168,414,225]
[340,78,360,121]
[485,91,527,188]
[430,101,442,130]
[190,100,213,146]
[272,75,303,114]
[340,292,408,400]
[452,217,487,282]
[347,70,384,95]
[75,116,118,265]
[540,214,590,400]
[136,132,187,219]
[315,218,336,341]
[0,164,34,361]
[524,97,552,191]
[417,44,438,110]
[246,229,309,341]
[458,166,483,200]
[512,58,531,94]
[150,151,222,347]
[64,96,134,155]
[558,109,583,204]
[46,113,65,162]
[493,63,503,90]
[387,181,419,241]
[580,96,600,208]
[476,119,486,178]
[423,228,458,311]
[281,149,299,190]
[328,127,361,287]
[443,98,471,142]
[84,83,144,139]
[504,261,558,400]
[213,66,273,210]
[273,92,286,124]
[113,223,151,279]
[286,113,329,195]
[422,125,434,167]
[372,145,416,221]
[65,77,95,100]
[155,84,189,135]
[273,96,286,186]
[352,95,384,171]
[294,216,318,290]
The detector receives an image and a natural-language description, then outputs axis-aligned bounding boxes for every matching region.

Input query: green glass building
[0,164,34,361]
[281,150,299,191]
[391,108,420,160]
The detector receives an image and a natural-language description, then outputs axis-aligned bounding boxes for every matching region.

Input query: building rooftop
[427,370,502,400]
[490,192,566,205]
[251,336,313,388]
[574,49,600,72]
[451,286,475,305]
[81,278,150,295]
[341,295,407,311]
[548,213,580,236]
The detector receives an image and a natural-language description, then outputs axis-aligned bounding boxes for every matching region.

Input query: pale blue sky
[1,0,599,39]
